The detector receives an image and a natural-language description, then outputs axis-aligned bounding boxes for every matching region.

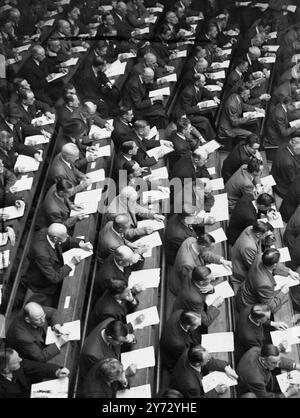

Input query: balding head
[142,67,154,84]
[116,2,127,15]
[57,19,71,36]
[61,143,80,163]
[192,148,208,165]
[291,64,300,80]
[83,101,97,115]
[47,223,68,245]
[113,214,131,233]
[195,58,208,72]
[120,186,138,203]
[9,8,20,22]
[248,46,261,60]
[114,245,136,266]
[31,45,45,62]
[24,302,46,328]
[144,52,157,67]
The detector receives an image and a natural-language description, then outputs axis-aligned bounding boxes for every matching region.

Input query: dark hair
[179,311,201,328]
[250,304,270,320]
[93,56,106,68]
[105,320,129,339]
[121,141,136,154]
[236,58,248,68]
[123,160,137,175]
[63,92,78,106]
[191,265,211,284]
[206,23,217,33]
[0,348,14,373]
[237,85,248,95]
[262,248,280,267]
[55,177,73,193]
[256,193,274,207]
[96,358,123,381]
[106,279,127,296]
[247,158,262,174]
[176,117,190,133]
[261,343,280,358]
[62,118,86,137]
[197,233,215,247]
[102,12,113,21]
[160,24,172,36]
[119,106,132,117]
[187,345,207,365]
[252,220,273,234]
[245,134,260,147]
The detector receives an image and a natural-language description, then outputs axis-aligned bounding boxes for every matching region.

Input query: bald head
[192,148,208,167]
[116,1,127,15]
[248,46,261,60]
[83,101,97,115]
[31,45,46,62]
[142,67,154,84]
[114,245,136,266]
[144,52,157,66]
[47,223,68,244]
[61,143,80,163]
[24,302,46,327]
[113,214,131,233]
[57,19,71,36]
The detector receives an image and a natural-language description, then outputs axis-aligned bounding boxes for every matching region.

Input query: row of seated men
[1,0,300,399]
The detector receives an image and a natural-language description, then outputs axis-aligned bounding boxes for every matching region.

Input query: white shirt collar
[61,156,72,168]
[46,234,56,249]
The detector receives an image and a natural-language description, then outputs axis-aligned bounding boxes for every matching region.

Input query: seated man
[280,174,300,223]
[122,67,168,129]
[227,192,275,246]
[218,86,258,141]
[171,233,231,295]
[114,141,139,173]
[160,310,202,372]
[25,223,92,307]
[225,158,264,213]
[112,107,135,150]
[176,73,219,141]
[171,345,238,398]
[173,265,224,328]
[221,134,261,183]
[0,348,69,398]
[271,137,300,199]
[88,280,139,331]
[132,52,173,79]
[169,117,201,165]
[170,149,211,183]
[231,221,274,292]
[0,159,17,208]
[6,302,68,362]
[235,249,298,313]
[46,39,70,66]
[49,143,92,196]
[237,344,300,398]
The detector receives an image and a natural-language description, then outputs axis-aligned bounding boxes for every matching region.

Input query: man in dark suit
[271,137,300,199]
[88,280,139,331]
[25,223,92,307]
[235,249,297,313]
[126,0,149,27]
[114,141,139,173]
[0,347,69,398]
[0,159,17,208]
[160,310,202,372]
[219,86,257,140]
[49,143,91,195]
[169,117,201,165]
[6,302,67,363]
[226,58,249,93]
[170,149,211,183]
[56,92,81,127]
[173,265,224,328]
[177,73,218,141]
[171,345,237,398]
[122,67,167,128]
[235,305,287,364]
[280,175,300,222]
[221,134,261,183]
[112,107,135,150]
[18,44,64,105]
[237,345,300,398]
[79,318,135,378]
[227,193,275,246]
[111,2,134,38]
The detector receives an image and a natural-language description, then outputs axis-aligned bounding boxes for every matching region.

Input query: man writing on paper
[6,302,69,363]
[25,223,93,307]
[0,348,69,398]
[235,248,299,313]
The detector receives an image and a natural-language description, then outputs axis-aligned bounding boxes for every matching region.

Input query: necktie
[55,243,64,266]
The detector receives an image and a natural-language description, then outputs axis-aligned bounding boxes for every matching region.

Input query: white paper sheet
[31,114,55,126]
[86,169,105,183]
[258,56,276,64]
[14,155,40,173]
[0,201,25,220]
[121,346,155,370]
[278,247,291,263]
[205,281,234,306]
[260,175,276,188]
[209,227,227,244]
[46,320,81,345]
[201,332,234,353]
[253,3,269,10]
[172,50,187,59]
[117,384,151,398]
[101,5,113,10]
[197,100,218,110]
[106,60,127,77]
[144,166,169,180]
[146,145,173,158]
[0,232,8,247]
[287,5,297,12]
[70,188,102,216]
[157,73,177,83]
[137,219,165,231]
[13,176,33,192]
[148,126,158,139]
[274,275,300,291]
[149,86,170,97]
[89,124,112,140]
[202,371,237,393]
[239,1,251,5]
[243,110,265,118]
[127,306,160,330]
[262,45,279,52]
[208,193,229,222]
[200,140,221,154]
[72,46,88,53]
[207,166,216,175]
[206,263,232,278]
[128,268,160,289]
[276,370,300,394]
[145,16,157,24]
[135,27,150,35]
[147,6,163,12]
[218,48,232,56]
[62,249,93,276]
[209,178,224,191]
[24,134,49,146]
[290,119,300,128]
[142,190,170,204]
[0,250,10,270]
[48,72,67,83]
[205,85,222,92]
[31,377,69,398]
[211,60,230,69]
[206,70,225,80]
[270,326,300,352]
[133,231,162,249]
[14,44,31,53]
[61,57,79,67]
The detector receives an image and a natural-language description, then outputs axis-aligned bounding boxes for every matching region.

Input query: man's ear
[24,316,30,324]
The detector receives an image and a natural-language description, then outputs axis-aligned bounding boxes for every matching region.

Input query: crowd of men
[1,0,300,400]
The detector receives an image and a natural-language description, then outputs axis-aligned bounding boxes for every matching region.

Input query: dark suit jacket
[227,193,259,245]
[111,10,133,38]
[271,143,300,198]
[112,117,134,149]
[78,362,119,398]
[0,168,17,207]
[0,359,59,398]
[80,318,121,378]
[219,93,254,137]
[97,221,132,259]
[280,175,300,222]
[226,69,245,93]
[266,103,296,146]
[42,184,75,230]
[170,154,211,183]
[6,307,61,362]
[179,84,214,116]
[283,205,300,270]
[171,349,228,398]
[26,228,79,296]
[11,99,51,137]
[18,56,58,92]
[236,255,288,313]
[170,131,199,164]
[131,132,158,167]
[49,153,86,192]
[94,254,132,297]
[221,141,256,183]
[160,309,201,371]
[237,346,294,398]
[164,214,198,265]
